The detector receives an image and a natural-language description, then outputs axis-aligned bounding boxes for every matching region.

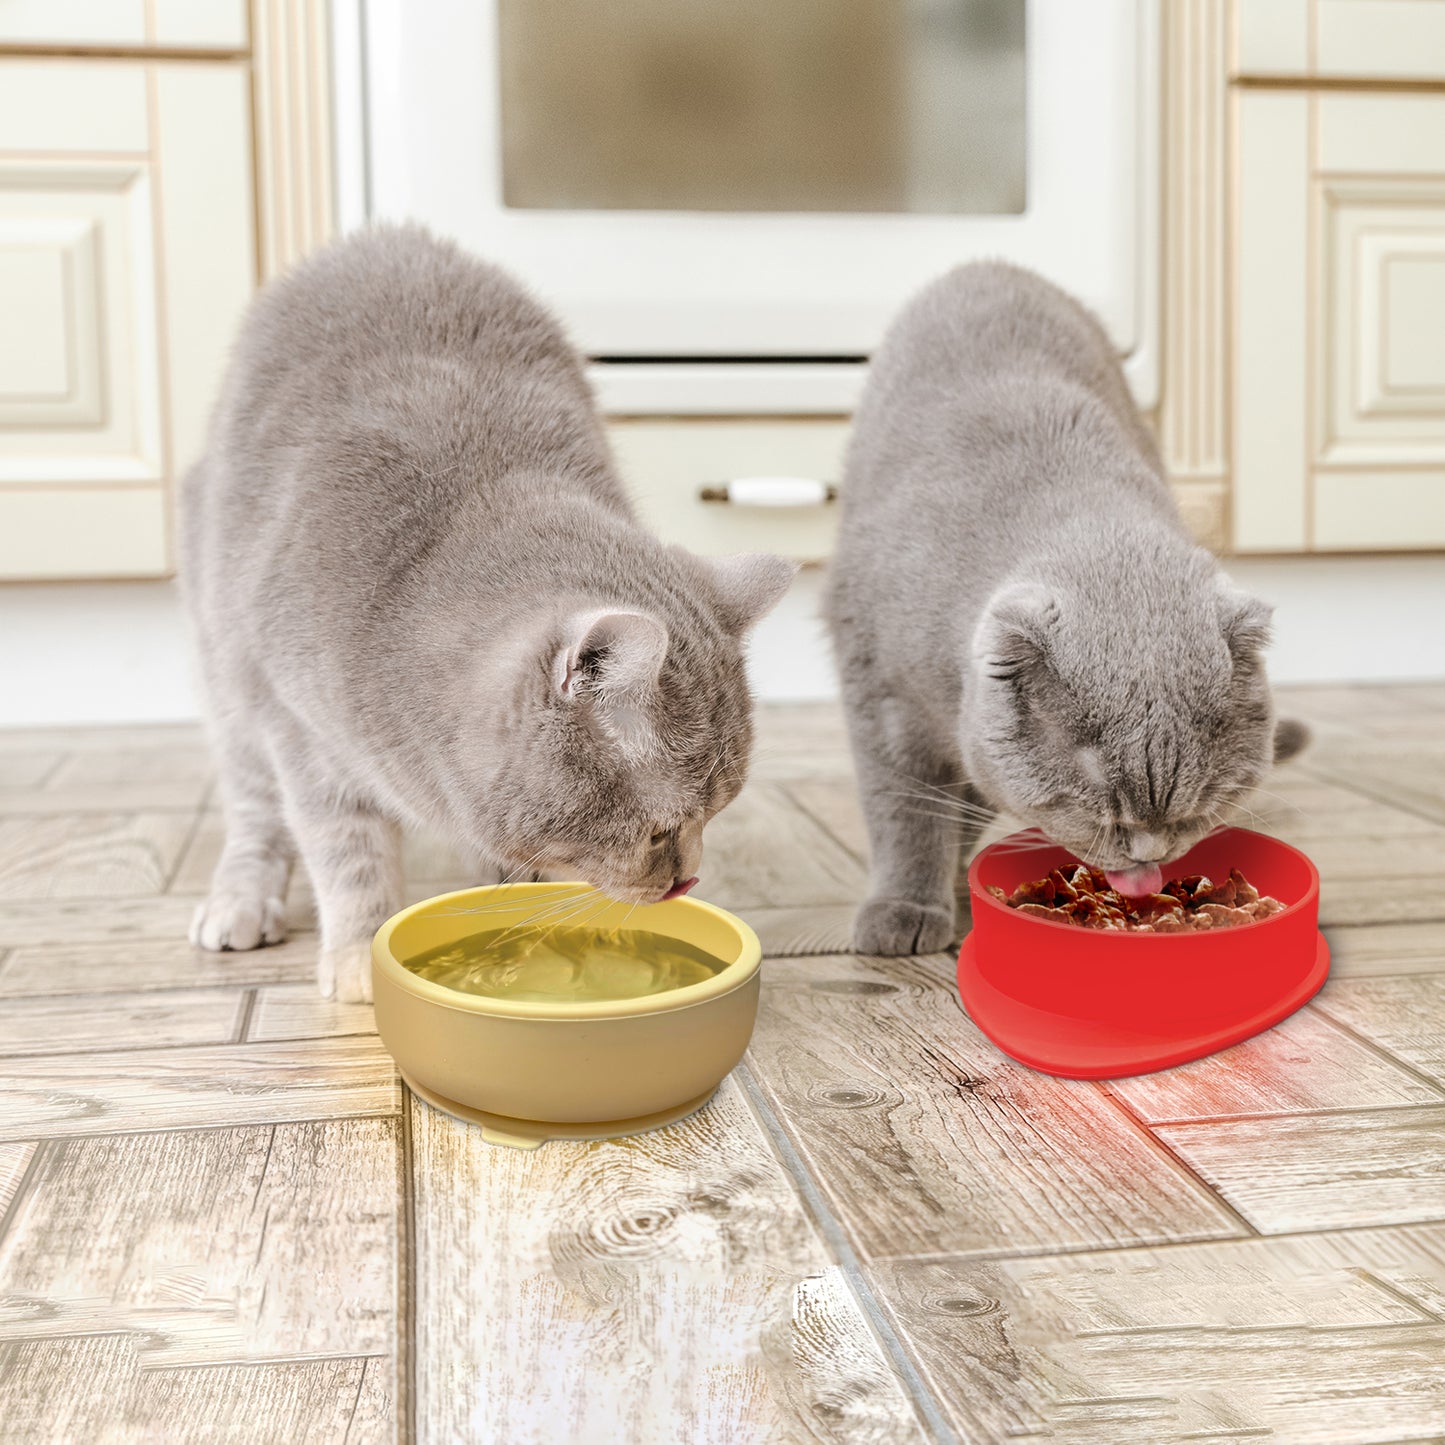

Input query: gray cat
[182,226,792,1001]
[826,262,1305,956]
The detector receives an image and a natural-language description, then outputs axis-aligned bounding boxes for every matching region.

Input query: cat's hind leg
[846,694,980,956]
[191,715,294,952]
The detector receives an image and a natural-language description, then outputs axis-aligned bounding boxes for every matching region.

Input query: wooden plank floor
[1,686,1444,1442]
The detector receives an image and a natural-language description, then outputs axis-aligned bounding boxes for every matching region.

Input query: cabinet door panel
[151,0,248,49]
[0,62,149,153]
[0,490,167,578]
[0,163,162,479]
[0,0,246,50]
[1234,90,1445,551]
[1315,473,1445,551]
[1235,0,1445,82]
[0,60,254,580]
[0,1,146,47]
[1323,183,1445,465]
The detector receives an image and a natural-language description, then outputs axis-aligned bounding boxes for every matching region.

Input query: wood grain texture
[749,704,854,783]
[1303,740,1445,826]
[1157,1105,1445,1233]
[868,1224,1445,1445]
[3,699,1444,1440]
[748,905,856,959]
[779,779,868,861]
[0,783,211,818]
[408,1080,924,1445]
[1276,683,1445,729]
[0,895,201,949]
[0,1036,399,1142]
[347,1356,396,1445]
[166,810,226,896]
[745,953,1246,1260]
[249,984,377,1043]
[1246,773,1443,840]
[699,783,867,911]
[0,986,246,1057]
[1326,921,1445,977]
[0,1142,38,1227]
[1315,975,1445,1086]
[1295,832,1445,883]
[1108,1006,1442,1122]
[0,745,214,818]
[0,1334,385,1445]
[1318,876,1445,928]
[0,725,205,756]
[0,935,319,997]
[0,751,63,791]
[0,813,195,900]
[0,1121,397,1365]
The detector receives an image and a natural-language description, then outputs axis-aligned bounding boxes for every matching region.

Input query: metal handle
[698,477,838,507]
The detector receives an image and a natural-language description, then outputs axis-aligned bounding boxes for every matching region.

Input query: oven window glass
[498,0,1026,214]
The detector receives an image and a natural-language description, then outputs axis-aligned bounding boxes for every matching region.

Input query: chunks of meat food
[986,865,1285,933]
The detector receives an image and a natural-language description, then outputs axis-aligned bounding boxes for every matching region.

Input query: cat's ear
[1216,581,1274,661]
[973,583,1059,683]
[555,610,668,699]
[703,553,797,633]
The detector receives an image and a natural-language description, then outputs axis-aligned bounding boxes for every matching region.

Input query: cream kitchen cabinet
[0,0,247,49]
[1235,89,1445,550]
[1229,1,1445,551]
[0,56,254,578]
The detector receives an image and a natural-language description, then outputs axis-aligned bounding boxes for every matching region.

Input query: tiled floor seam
[733,1061,960,1445]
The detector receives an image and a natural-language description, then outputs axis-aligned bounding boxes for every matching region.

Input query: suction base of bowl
[400,1071,720,1150]
[957,932,1331,1080]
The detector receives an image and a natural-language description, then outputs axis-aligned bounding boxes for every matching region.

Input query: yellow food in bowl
[404,925,724,1002]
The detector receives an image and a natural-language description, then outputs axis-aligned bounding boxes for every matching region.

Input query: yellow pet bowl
[371,883,762,1149]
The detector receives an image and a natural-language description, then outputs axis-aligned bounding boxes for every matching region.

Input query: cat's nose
[1129,831,1171,863]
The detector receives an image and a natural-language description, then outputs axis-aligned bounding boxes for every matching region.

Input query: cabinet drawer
[1234,89,1445,551]
[0,0,247,49]
[608,420,849,564]
[1236,0,1445,81]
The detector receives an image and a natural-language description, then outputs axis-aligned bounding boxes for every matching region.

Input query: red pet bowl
[957,826,1329,1079]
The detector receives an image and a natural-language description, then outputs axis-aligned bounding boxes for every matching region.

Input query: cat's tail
[1273,717,1310,764]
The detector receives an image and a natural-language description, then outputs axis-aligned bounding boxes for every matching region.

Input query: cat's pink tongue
[1105,864,1164,897]
[662,877,698,901]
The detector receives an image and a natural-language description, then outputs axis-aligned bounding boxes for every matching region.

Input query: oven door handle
[698,477,838,508]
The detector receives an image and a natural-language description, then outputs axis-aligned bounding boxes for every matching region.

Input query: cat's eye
[649,826,669,846]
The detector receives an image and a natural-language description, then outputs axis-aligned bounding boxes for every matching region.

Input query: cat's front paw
[190,893,287,951]
[854,897,955,956]
[318,942,373,1003]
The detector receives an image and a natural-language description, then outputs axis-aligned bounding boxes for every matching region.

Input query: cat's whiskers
[433,882,584,919]
[884,789,999,824]
[486,888,606,951]
[497,849,548,886]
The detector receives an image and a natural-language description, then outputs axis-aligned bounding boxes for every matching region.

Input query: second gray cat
[827,262,1305,956]
[182,226,792,1000]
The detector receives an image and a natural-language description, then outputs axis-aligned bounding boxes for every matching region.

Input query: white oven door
[361,0,1156,399]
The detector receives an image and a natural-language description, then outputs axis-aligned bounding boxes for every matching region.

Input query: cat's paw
[318,942,373,1003]
[190,893,287,951]
[854,897,955,956]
